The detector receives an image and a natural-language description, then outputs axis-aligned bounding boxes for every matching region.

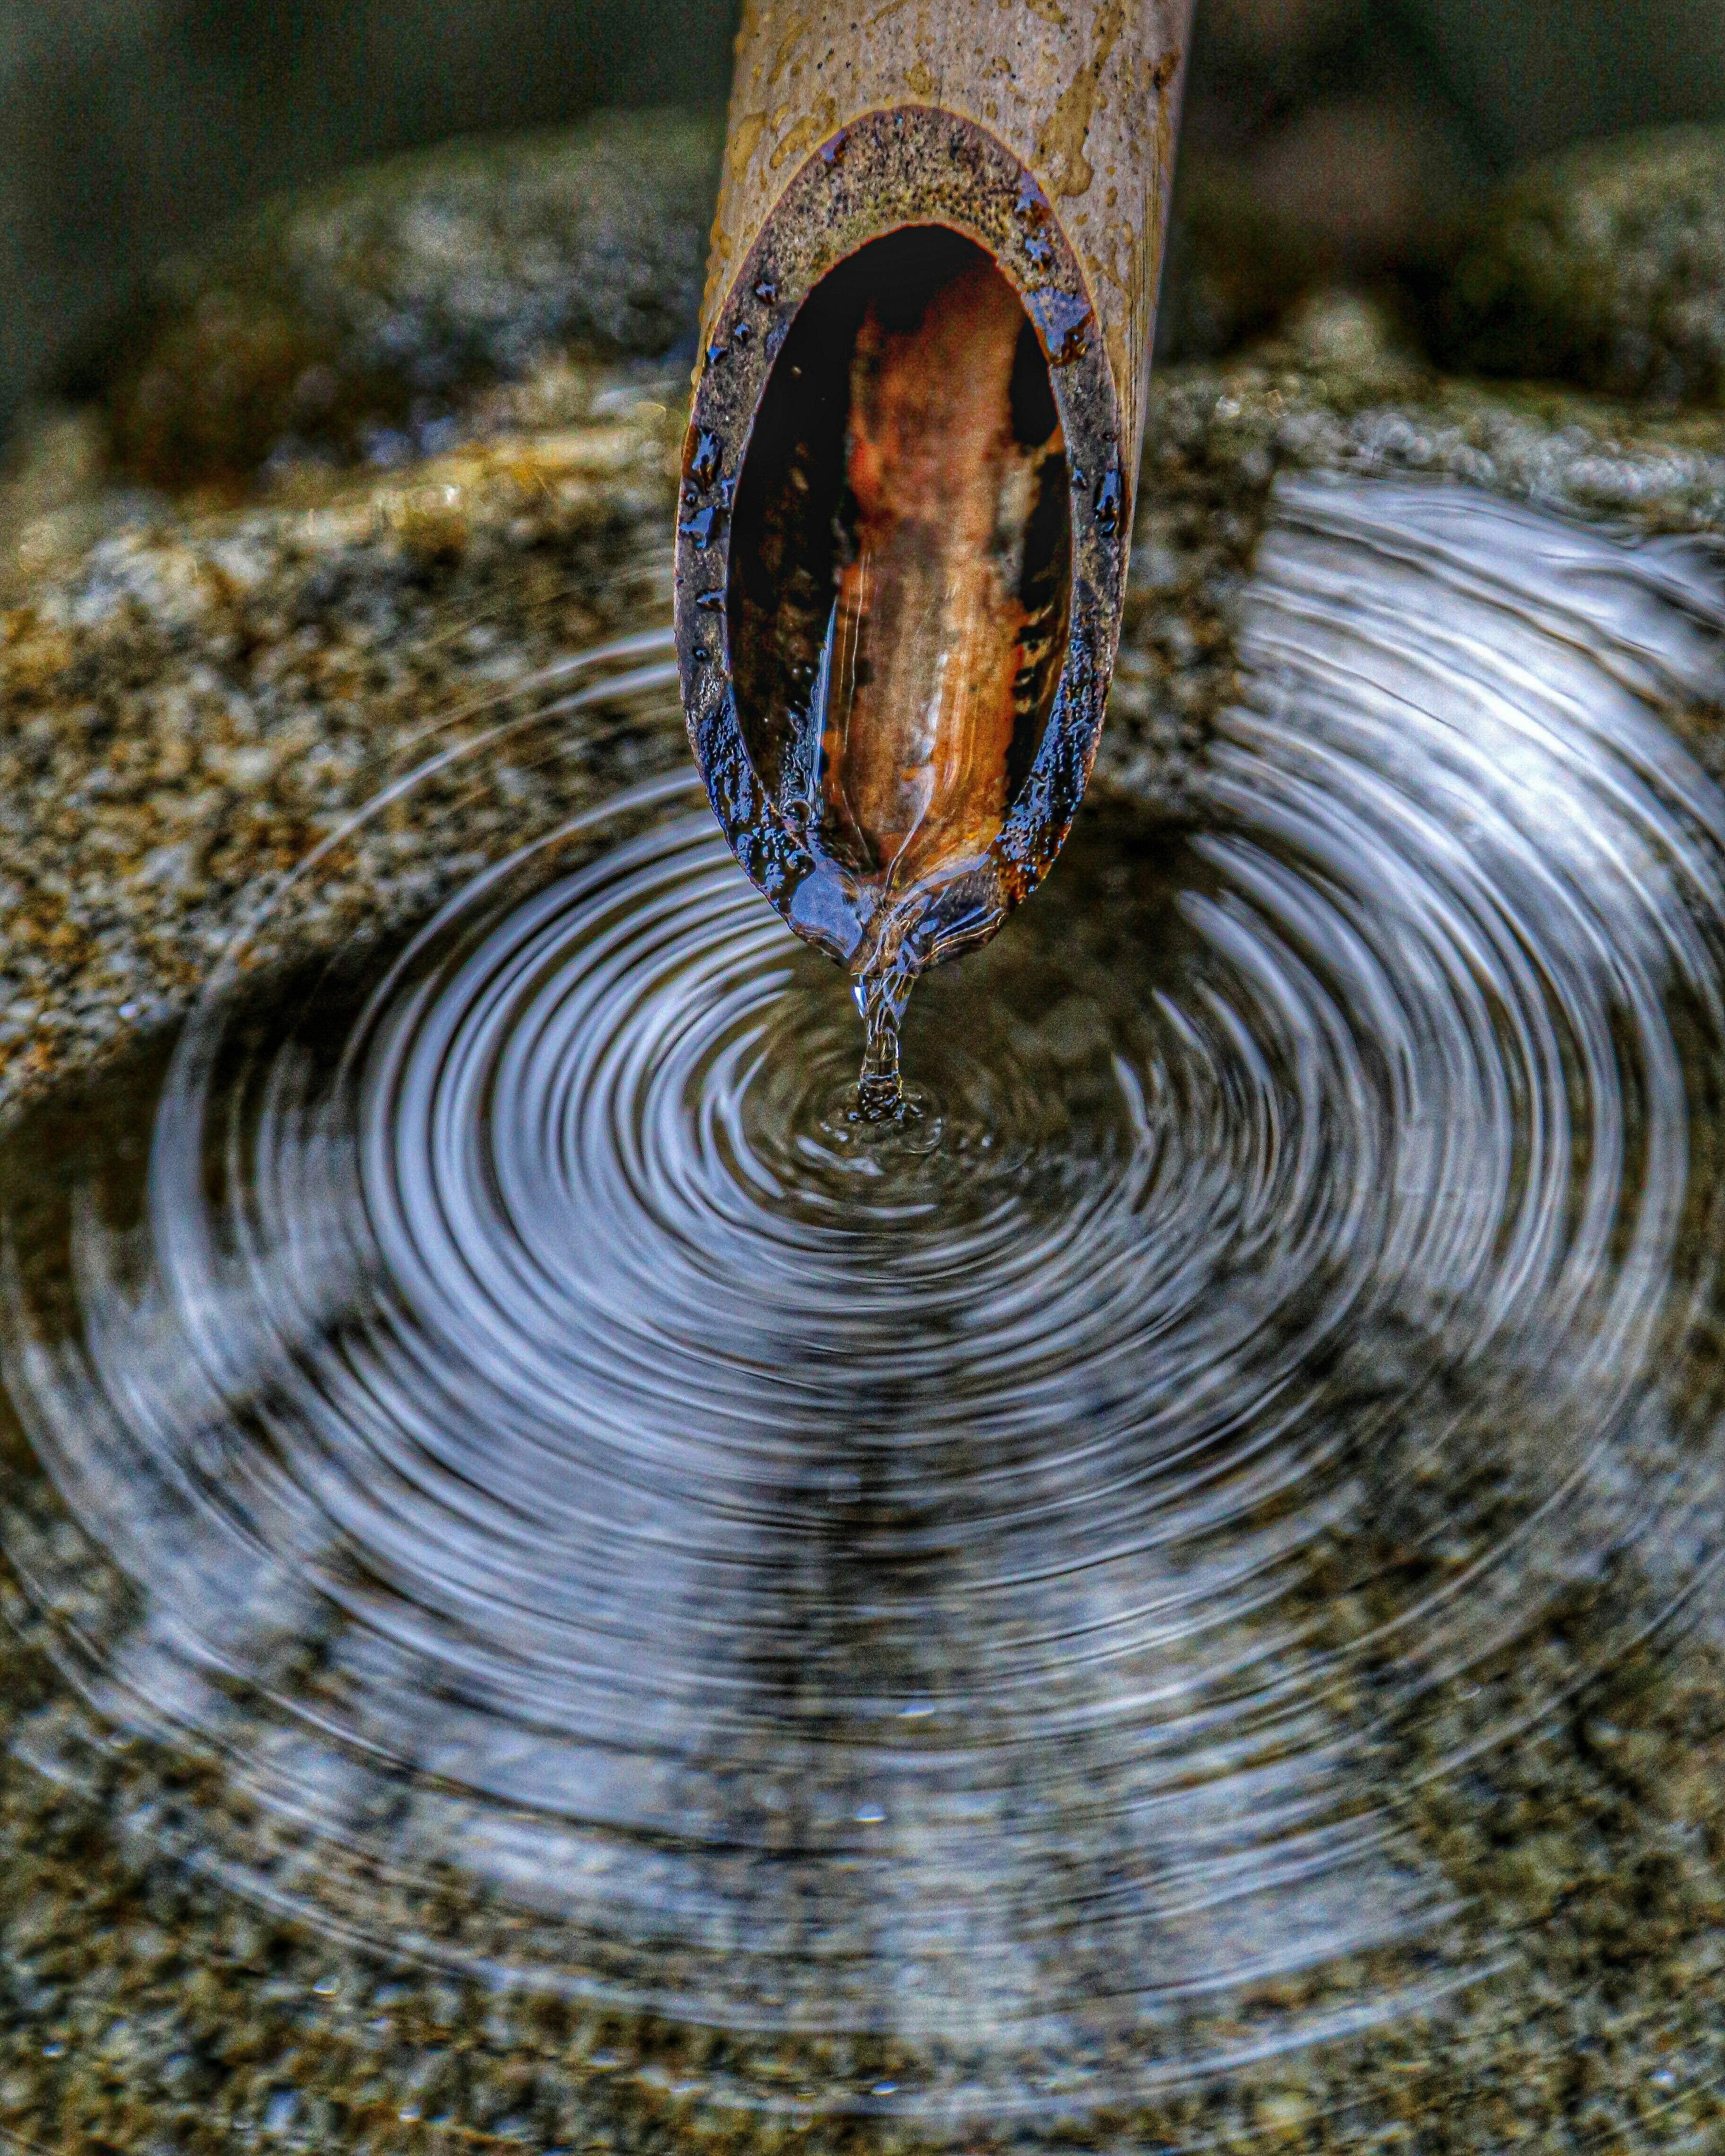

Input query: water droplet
[1026,287,1093,367]
[1014,172,1051,226]
[689,430,724,490]
[1014,173,1057,270]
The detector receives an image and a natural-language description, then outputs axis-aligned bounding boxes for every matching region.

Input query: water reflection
[4,474,1725,2122]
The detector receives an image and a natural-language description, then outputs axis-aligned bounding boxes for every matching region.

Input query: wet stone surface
[91,111,723,491]
[7,137,1725,2155]
[0,376,687,1125]
[1440,124,1725,407]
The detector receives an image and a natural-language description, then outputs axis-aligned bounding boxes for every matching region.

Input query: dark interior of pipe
[727,225,1073,890]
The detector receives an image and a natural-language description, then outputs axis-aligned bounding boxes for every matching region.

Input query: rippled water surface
[7,475,1725,2126]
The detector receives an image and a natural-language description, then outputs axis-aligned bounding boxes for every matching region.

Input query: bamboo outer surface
[705,0,1192,482]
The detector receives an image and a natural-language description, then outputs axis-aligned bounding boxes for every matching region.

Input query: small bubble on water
[263,2090,298,2136]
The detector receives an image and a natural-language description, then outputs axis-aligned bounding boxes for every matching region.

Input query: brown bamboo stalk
[675,0,1194,983]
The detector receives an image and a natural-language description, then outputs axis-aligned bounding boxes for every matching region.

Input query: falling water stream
[6,473,1725,2128]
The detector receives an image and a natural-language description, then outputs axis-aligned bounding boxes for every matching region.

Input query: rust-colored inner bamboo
[729,226,1072,900]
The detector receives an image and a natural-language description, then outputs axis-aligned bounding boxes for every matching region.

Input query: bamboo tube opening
[729,225,1074,903]
[677,109,1135,989]
[676,0,1195,991]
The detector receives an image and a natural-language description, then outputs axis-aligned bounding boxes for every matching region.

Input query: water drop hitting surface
[7,478,1725,2126]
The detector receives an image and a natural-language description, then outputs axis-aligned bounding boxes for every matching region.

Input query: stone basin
[4,110,1725,2156]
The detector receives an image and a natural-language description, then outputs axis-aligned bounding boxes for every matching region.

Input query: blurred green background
[4,0,1725,433]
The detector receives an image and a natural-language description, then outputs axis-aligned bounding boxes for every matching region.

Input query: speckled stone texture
[94,111,723,490]
[0,375,687,1127]
[1441,126,1725,407]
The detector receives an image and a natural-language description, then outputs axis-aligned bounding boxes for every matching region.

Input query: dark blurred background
[5,0,1725,435]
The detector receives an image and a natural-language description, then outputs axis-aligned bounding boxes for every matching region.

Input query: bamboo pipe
[674,0,1194,1004]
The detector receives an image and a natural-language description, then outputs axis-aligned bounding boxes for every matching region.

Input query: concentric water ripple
[6,474,1725,2121]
